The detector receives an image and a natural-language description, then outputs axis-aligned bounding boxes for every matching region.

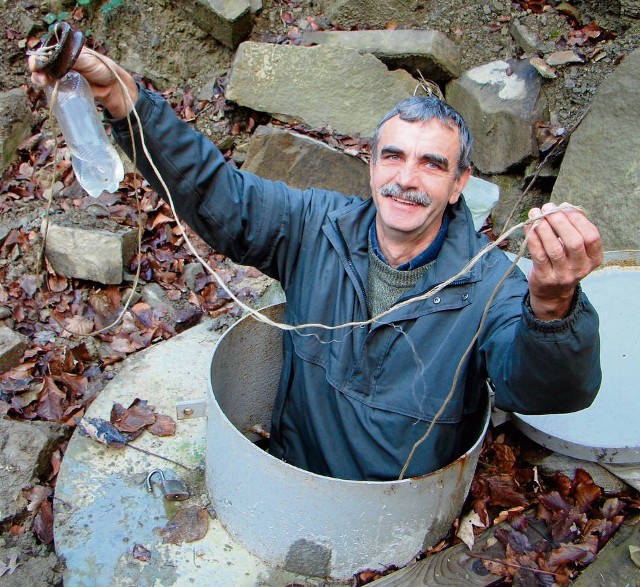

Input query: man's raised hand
[524,202,602,321]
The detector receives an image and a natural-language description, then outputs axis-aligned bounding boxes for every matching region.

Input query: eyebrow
[379,146,450,169]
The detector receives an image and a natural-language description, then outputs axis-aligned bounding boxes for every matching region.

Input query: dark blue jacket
[112,88,601,481]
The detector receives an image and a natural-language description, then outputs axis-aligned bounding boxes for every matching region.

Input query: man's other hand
[29,48,137,119]
[525,202,603,321]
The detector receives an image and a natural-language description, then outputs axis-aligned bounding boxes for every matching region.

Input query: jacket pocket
[343,323,468,424]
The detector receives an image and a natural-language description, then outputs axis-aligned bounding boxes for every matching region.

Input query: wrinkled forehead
[375,116,462,155]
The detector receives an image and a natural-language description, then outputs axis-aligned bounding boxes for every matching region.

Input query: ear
[448,166,471,205]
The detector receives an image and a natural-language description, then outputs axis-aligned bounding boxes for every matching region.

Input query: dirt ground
[1,0,639,585]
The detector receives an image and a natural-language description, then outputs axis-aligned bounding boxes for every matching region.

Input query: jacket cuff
[522,285,586,334]
[105,84,157,134]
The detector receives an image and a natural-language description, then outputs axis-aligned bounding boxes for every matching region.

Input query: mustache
[379,183,432,206]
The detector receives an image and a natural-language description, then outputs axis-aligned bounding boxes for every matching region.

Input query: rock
[0,89,33,172]
[141,282,180,320]
[0,419,69,521]
[0,548,62,587]
[226,43,421,138]
[301,29,461,81]
[241,125,371,197]
[0,326,28,374]
[551,48,640,251]
[44,212,137,285]
[180,0,253,48]
[531,452,630,494]
[509,19,547,53]
[545,50,584,66]
[183,262,206,292]
[120,51,172,88]
[490,175,549,234]
[322,0,424,29]
[530,56,557,79]
[446,59,548,174]
[255,280,286,308]
[602,462,640,492]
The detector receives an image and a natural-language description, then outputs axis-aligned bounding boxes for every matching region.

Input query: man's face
[369,116,470,258]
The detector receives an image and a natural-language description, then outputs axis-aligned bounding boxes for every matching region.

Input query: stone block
[44,212,137,285]
[0,89,33,172]
[242,125,371,198]
[0,326,28,374]
[302,29,460,81]
[227,42,421,138]
[552,48,640,251]
[324,0,424,29]
[0,419,70,521]
[446,59,548,174]
[180,0,253,48]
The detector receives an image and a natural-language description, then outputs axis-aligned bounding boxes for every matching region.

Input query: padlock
[146,469,190,501]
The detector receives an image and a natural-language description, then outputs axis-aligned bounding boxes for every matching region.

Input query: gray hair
[371,96,473,178]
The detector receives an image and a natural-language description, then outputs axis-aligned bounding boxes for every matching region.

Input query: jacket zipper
[335,223,368,310]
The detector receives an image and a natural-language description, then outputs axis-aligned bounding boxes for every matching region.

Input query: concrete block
[302,29,461,81]
[0,88,33,172]
[44,212,137,285]
[242,125,370,197]
[0,419,70,521]
[0,326,28,374]
[180,0,253,48]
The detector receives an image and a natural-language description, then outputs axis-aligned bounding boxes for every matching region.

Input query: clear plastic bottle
[46,70,124,198]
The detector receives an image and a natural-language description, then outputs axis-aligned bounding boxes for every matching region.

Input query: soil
[0,0,639,585]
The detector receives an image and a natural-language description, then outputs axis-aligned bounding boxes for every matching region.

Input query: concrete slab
[54,317,330,586]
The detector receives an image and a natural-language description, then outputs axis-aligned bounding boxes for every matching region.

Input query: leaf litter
[354,426,639,585]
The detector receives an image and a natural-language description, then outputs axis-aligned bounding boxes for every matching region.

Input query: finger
[30,71,49,88]
[539,204,603,274]
[556,203,603,265]
[525,208,553,267]
[528,205,568,265]
[539,204,586,260]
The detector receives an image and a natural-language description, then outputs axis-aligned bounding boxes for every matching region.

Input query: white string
[80,54,596,481]
[88,49,581,337]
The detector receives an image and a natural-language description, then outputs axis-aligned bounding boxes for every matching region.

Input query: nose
[395,162,418,189]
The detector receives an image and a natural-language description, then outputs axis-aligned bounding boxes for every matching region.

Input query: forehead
[376,116,461,155]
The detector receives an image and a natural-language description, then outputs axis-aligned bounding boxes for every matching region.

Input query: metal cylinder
[206,304,489,579]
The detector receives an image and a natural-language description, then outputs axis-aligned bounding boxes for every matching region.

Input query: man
[31,50,602,481]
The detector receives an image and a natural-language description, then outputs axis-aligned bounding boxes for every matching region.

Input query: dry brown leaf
[63,315,94,337]
[36,376,66,421]
[148,414,176,437]
[457,510,485,549]
[111,398,156,434]
[34,499,54,544]
[160,506,209,545]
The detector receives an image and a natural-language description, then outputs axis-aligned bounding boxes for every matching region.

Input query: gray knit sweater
[367,243,434,318]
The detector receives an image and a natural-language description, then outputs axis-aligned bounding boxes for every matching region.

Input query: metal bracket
[176,398,207,420]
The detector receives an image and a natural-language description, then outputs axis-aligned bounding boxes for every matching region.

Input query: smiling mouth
[379,183,432,207]
[391,196,420,206]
